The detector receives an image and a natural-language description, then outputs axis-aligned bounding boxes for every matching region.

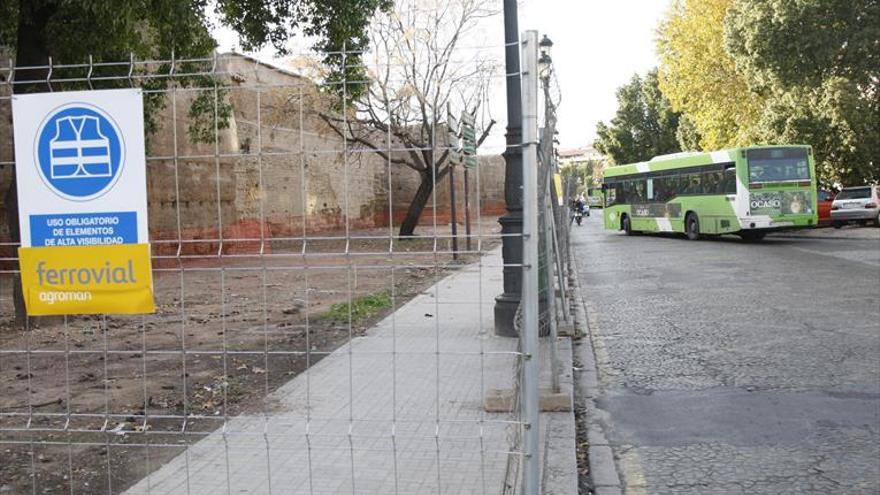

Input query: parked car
[831,185,880,227]
[816,189,836,225]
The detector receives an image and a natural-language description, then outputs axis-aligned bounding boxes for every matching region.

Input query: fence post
[544,192,561,393]
[520,29,541,495]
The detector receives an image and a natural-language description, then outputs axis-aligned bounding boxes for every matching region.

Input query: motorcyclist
[571,193,589,225]
[575,194,588,216]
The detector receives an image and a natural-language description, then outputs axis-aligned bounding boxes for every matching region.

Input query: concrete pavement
[125,246,577,494]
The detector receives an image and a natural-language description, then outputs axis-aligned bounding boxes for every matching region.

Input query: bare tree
[322,0,497,236]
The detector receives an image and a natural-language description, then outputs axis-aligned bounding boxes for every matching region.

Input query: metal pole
[449,163,459,260]
[552,213,570,324]
[544,185,561,393]
[494,0,524,336]
[520,30,540,495]
[464,167,472,251]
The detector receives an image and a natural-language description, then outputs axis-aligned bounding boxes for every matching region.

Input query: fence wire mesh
[0,22,568,495]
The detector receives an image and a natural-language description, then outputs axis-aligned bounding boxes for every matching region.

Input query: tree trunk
[398,170,435,237]
[5,0,54,328]
[4,170,26,328]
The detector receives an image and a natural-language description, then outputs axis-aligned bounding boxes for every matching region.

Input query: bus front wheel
[685,213,701,241]
[622,215,635,235]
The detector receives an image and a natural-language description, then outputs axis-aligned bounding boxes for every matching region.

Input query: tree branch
[319,113,419,169]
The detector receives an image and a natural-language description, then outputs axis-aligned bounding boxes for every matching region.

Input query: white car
[831,185,880,227]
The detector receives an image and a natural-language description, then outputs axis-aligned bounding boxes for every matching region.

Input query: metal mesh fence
[0,28,566,495]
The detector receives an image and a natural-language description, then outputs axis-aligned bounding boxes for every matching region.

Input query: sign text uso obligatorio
[29,212,137,247]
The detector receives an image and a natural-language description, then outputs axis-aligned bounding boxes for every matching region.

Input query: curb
[568,254,623,493]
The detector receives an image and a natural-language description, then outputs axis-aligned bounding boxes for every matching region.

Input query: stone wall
[145,54,392,254]
[0,53,506,255]
[390,154,506,226]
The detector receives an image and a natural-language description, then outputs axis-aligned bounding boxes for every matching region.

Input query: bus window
[657,174,678,202]
[605,182,620,206]
[633,181,646,202]
[722,165,736,193]
[621,181,633,204]
[646,179,654,200]
[684,173,702,195]
[747,147,810,182]
[655,176,673,202]
[606,184,617,205]
[703,169,723,194]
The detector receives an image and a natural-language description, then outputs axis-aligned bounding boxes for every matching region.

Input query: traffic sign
[461,111,478,168]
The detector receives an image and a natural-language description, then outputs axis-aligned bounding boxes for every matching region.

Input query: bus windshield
[747,148,810,183]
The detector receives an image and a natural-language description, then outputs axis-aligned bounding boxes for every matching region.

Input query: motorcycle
[572,203,588,226]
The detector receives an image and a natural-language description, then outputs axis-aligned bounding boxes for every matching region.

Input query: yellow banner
[553,173,564,206]
[19,243,156,315]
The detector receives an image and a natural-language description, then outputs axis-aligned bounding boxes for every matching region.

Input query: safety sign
[13,88,155,315]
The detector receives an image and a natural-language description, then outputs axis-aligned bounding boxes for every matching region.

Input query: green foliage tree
[559,159,599,192]
[594,70,682,165]
[725,0,880,185]
[675,114,702,152]
[656,0,764,150]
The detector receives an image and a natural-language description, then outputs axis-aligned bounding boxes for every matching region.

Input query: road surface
[572,214,880,494]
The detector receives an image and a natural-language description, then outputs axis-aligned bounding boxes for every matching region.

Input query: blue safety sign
[35,104,125,201]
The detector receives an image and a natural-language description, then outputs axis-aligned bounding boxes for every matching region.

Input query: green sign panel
[461,112,478,169]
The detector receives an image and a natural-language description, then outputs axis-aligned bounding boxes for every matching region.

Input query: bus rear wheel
[685,213,701,240]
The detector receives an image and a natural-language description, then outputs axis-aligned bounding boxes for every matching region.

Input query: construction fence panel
[0,40,534,495]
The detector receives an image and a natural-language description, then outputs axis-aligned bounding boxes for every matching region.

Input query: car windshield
[835,188,871,200]
[747,148,811,183]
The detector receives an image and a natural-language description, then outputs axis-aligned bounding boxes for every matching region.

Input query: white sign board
[12,88,149,248]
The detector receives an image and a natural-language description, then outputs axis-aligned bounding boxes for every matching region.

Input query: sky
[516,0,672,150]
[213,0,672,153]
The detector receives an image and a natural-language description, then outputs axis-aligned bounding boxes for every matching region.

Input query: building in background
[558,146,607,198]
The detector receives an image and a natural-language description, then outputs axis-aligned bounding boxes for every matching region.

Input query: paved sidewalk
[125,247,573,494]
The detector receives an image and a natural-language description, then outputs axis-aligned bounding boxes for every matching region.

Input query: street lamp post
[494,0,524,336]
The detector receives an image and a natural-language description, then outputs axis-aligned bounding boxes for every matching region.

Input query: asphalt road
[572,213,880,494]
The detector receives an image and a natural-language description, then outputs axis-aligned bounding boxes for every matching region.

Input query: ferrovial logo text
[36,260,138,286]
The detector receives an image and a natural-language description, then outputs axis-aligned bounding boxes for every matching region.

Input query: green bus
[602,145,818,241]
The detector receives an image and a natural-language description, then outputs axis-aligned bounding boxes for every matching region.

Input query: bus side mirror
[601,184,608,191]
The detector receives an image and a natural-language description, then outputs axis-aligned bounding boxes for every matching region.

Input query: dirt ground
[0,221,500,494]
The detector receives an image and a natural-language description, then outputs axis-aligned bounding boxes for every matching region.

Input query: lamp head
[539,35,554,58]
[538,52,552,78]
